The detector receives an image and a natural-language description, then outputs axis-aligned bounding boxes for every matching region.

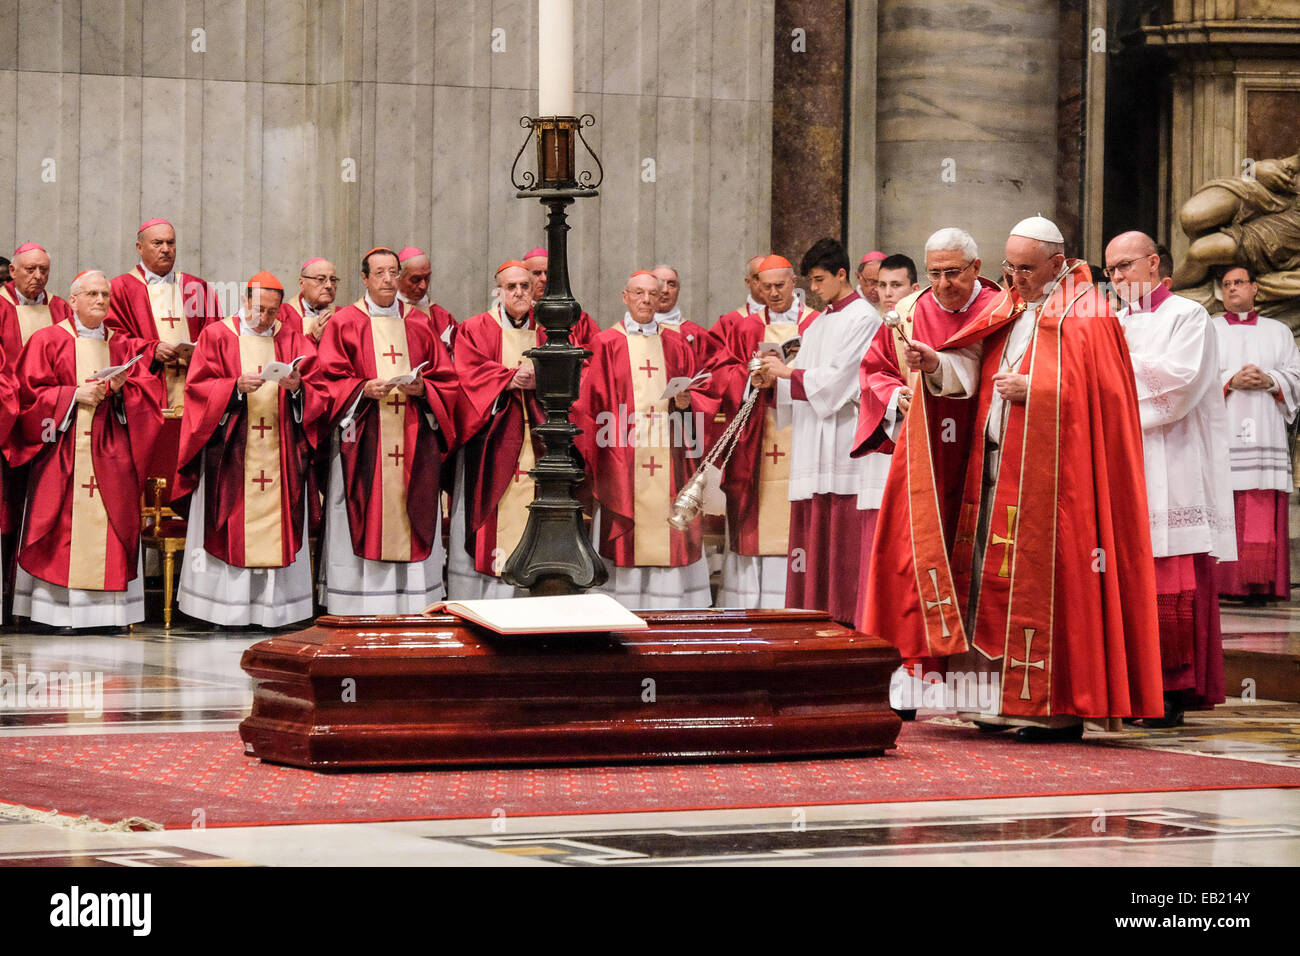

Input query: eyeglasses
[926,262,974,283]
[302,274,340,284]
[1102,256,1152,279]
[1001,260,1042,279]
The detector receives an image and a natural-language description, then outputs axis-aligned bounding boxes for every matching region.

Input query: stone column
[771,0,849,266]
[875,0,1061,266]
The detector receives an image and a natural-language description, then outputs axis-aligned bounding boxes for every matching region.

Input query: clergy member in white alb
[762,238,881,626]
[1109,230,1236,726]
[1213,264,1300,603]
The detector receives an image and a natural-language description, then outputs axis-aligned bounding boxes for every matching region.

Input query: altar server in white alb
[1213,264,1300,603]
[761,238,881,626]
[1108,230,1236,726]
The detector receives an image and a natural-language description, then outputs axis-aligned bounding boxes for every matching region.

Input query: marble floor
[0,602,1298,868]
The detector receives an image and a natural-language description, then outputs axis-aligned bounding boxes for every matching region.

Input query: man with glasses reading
[280,257,339,341]
[1213,265,1300,605]
[867,217,1163,740]
[1108,230,1235,726]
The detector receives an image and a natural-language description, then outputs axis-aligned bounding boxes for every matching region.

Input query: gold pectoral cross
[989,505,1018,578]
[924,567,953,638]
[1009,627,1045,700]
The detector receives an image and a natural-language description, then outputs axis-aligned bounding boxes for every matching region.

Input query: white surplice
[1119,293,1236,560]
[776,295,881,502]
[1214,312,1300,492]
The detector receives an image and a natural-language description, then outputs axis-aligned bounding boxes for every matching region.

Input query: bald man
[712,255,767,337]
[397,246,458,350]
[1109,229,1234,726]
[280,257,340,341]
[574,270,718,609]
[108,218,223,411]
[1,243,74,612]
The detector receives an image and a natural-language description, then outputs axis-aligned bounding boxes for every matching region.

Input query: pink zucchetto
[138,218,173,234]
[13,242,46,257]
[301,257,329,272]
[523,248,548,260]
[398,246,427,263]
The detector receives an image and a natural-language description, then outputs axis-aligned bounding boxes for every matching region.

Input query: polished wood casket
[239,608,902,770]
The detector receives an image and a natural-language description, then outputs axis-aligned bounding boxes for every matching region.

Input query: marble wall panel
[79,0,144,77]
[141,0,191,79]
[0,72,16,244]
[76,73,143,283]
[262,0,310,85]
[3,2,776,335]
[260,82,316,283]
[429,83,492,318]
[489,0,535,96]
[433,0,493,89]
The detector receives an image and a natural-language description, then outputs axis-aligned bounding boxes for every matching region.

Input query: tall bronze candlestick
[502,114,606,595]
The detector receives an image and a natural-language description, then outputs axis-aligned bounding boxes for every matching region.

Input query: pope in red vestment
[172,273,328,626]
[573,271,717,608]
[449,261,599,599]
[10,270,164,628]
[315,248,460,613]
[865,222,1163,737]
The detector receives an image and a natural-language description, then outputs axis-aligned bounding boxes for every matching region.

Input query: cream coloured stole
[227,318,285,567]
[0,286,52,344]
[755,319,798,555]
[66,326,113,590]
[364,301,415,561]
[284,294,329,339]
[125,269,189,409]
[618,325,672,566]
[493,306,537,574]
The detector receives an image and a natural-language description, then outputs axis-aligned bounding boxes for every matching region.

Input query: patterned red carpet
[3,721,1298,829]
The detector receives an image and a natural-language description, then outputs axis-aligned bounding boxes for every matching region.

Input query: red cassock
[10,321,164,590]
[702,306,819,553]
[453,307,600,574]
[316,300,459,563]
[853,280,1000,544]
[573,325,718,567]
[0,285,74,536]
[864,263,1164,719]
[0,354,18,526]
[171,319,328,568]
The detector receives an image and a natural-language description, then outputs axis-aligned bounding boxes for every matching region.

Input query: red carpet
[3,721,1298,829]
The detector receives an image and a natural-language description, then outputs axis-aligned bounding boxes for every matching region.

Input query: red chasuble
[171,318,327,568]
[107,266,223,409]
[453,306,553,575]
[316,300,458,563]
[853,278,1000,542]
[0,357,17,536]
[864,262,1164,719]
[0,284,70,536]
[573,324,717,567]
[10,321,164,590]
[703,305,819,554]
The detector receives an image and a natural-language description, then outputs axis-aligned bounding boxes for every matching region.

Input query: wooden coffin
[239,608,901,770]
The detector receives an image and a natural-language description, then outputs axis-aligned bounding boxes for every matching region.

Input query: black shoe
[891,708,916,722]
[1013,723,1084,742]
[1139,693,1185,728]
[973,720,1013,734]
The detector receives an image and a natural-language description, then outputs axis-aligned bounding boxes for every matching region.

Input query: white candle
[538,0,574,116]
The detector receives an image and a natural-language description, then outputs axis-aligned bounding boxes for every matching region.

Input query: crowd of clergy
[0,212,1295,738]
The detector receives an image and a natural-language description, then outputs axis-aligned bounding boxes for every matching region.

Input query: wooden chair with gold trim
[140,476,188,628]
